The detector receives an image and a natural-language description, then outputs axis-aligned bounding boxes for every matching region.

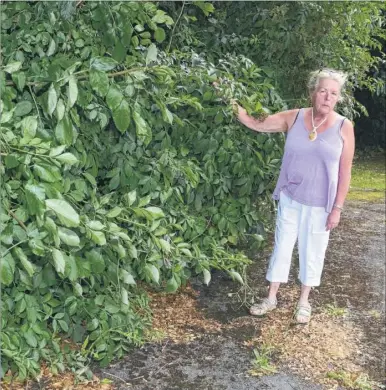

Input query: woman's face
[312,78,341,115]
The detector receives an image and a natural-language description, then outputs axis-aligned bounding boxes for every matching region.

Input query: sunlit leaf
[47,84,58,117]
[46,199,80,227]
[68,75,78,108]
[58,227,80,246]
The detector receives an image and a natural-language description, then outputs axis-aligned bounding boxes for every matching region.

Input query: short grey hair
[308,68,348,101]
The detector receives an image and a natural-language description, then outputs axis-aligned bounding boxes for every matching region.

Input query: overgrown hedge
[0,1,286,380]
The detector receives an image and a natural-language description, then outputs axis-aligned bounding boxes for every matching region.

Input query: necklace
[309,108,328,141]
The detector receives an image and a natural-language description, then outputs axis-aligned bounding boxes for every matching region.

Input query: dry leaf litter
[1,284,382,389]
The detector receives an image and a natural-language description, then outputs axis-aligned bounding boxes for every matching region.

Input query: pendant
[309,128,317,141]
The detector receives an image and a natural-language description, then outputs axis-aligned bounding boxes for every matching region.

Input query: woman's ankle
[267,295,277,304]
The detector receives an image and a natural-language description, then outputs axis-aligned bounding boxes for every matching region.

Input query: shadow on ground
[101,201,385,389]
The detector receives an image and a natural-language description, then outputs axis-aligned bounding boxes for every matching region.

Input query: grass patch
[249,344,277,377]
[348,152,385,202]
[323,303,348,317]
[327,370,385,390]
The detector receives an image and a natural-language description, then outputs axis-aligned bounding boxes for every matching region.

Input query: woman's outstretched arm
[234,103,299,133]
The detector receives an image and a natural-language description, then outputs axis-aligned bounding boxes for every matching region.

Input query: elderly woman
[234,69,355,324]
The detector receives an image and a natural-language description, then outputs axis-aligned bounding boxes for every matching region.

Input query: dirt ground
[97,200,385,390]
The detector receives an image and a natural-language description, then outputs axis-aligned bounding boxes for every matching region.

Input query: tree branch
[5,66,154,87]
[9,209,27,231]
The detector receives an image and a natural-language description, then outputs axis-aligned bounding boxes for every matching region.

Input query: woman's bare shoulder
[283,108,303,129]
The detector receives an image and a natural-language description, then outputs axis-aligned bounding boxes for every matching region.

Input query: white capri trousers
[266,191,331,287]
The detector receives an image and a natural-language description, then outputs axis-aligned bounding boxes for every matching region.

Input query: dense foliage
[162,1,386,119]
[0,1,286,379]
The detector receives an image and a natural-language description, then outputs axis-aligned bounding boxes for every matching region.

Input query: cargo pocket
[311,208,330,235]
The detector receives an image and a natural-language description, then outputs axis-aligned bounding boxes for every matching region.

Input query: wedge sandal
[295,303,312,324]
[249,298,277,316]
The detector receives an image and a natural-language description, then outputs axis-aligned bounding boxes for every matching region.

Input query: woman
[234,69,355,324]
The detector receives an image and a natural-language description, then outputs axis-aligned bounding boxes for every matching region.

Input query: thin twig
[9,209,27,231]
[1,239,28,257]
[167,1,185,53]
[29,84,43,127]
[100,371,132,386]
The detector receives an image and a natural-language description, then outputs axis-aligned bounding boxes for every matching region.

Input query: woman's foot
[249,297,277,316]
[295,302,312,324]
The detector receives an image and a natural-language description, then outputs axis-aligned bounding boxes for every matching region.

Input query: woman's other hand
[326,208,341,230]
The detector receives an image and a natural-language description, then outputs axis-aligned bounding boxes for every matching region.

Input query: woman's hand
[326,209,341,231]
[230,99,243,115]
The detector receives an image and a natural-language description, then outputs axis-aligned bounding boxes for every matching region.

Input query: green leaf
[145,206,164,219]
[146,44,158,65]
[203,269,211,286]
[12,71,26,91]
[90,56,118,71]
[14,101,32,117]
[24,329,38,348]
[55,115,74,146]
[128,244,137,259]
[152,10,174,25]
[68,75,78,108]
[89,69,110,97]
[87,318,99,331]
[46,199,80,227]
[106,86,123,111]
[159,238,171,253]
[154,28,166,43]
[49,145,66,157]
[86,221,105,231]
[58,227,80,246]
[21,116,38,140]
[44,217,58,236]
[55,153,78,165]
[180,248,192,257]
[86,250,105,273]
[0,110,14,124]
[73,283,82,297]
[113,99,131,133]
[3,61,22,74]
[13,247,35,277]
[112,40,126,62]
[83,172,97,187]
[64,255,78,282]
[166,276,178,293]
[106,207,122,218]
[89,230,106,246]
[229,271,244,285]
[59,319,69,332]
[25,184,45,215]
[47,84,58,117]
[4,155,19,169]
[145,264,159,284]
[55,99,65,121]
[121,288,129,305]
[105,300,120,314]
[52,249,66,274]
[46,39,56,56]
[138,194,151,207]
[34,164,61,183]
[126,190,136,206]
[0,253,15,286]
[133,104,152,145]
[193,1,215,16]
[0,224,13,246]
[120,269,136,285]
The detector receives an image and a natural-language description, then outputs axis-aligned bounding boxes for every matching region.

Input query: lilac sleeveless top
[273,108,345,213]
